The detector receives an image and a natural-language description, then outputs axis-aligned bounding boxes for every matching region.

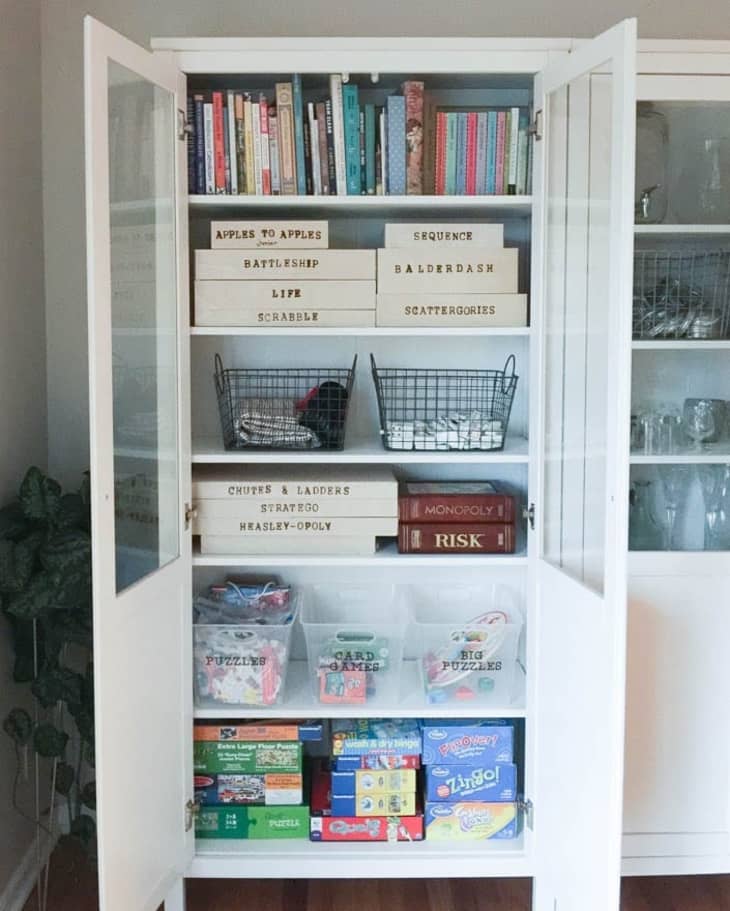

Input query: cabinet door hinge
[184,503,197,531]
[518,797,534,830]
[528,109,543,142]
[523,502,536,531]
[185,798,199,832]
[177,108,193,141]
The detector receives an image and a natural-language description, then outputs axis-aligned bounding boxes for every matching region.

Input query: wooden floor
[20,840,730,910]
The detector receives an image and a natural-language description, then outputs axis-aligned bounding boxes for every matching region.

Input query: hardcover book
[259,96,271,195]
[343,83,361,195]
[386,95,406,195]
[203,101,215,194]
[307,102,321,195]
[329,74,347,195]
[251,101,263,195]
[235,94,247,194]
[434,111,446,195]
[402,80,424,195]
[486,110,497,194]
[364,104,376,195]
[475,111,488,195]
[275,83,296,195]
[291,74,307,195]
[212,91,226,193]
[455,112,467,195]
[193,93,205,194]
[398,481,515,523]
[465,111,478,195]
[444,112,458,195]
[324,98,337,193]
[243,95,255,195]
[227,90,238,195]
[316,101,330,195]
[268,109,281,194]
[397,522,515,554]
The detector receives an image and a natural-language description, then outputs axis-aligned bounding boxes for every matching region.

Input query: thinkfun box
[424,762,517,802]
[421,721,513,765]
[424,801,518,840]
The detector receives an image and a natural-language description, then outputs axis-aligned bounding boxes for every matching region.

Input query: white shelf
[191,833,529,879]
[628,549,730,575]
[630,446,730,465]
[193,660,527,720]
[634,223,730,234]
[192,435,530,464]
[189,194,532,216]
[192,540,527,567]
[632,339,730,350]
[191,326,531,338]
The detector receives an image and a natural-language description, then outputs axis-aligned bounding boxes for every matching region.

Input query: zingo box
[421,721,513,766]
[424,762,517,802]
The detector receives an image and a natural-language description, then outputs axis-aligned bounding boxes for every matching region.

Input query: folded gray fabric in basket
[386,412,504,451]
[236,397,320,448]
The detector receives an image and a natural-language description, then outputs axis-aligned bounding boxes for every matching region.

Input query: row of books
[186,77,533,198]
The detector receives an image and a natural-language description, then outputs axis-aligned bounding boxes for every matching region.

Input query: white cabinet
[84,19,639,911]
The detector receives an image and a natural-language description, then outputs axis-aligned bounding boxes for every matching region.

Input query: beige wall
[0,0,47,897]
[41,0,730,484]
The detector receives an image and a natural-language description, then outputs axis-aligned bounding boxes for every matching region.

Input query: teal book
[455,112,467,196]
[445,112,458,196]
[486,110,498,195]
[292,74,306,195]
[386,95,406,195]
[476,111,488,195]
[343,84,361,195]
[365,103,376,194]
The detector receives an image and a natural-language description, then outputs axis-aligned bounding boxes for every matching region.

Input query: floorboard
[18,839,730,910]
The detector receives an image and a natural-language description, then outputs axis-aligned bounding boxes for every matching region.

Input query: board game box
[330,768,416,797]
[195,804,309,840]
[423,801,518,841]
[330,719,422,757]
[424,762,517,802]
[193,721,323,742]
[421,721,513,766]
[194,772,303,806]
[194,740,302,774]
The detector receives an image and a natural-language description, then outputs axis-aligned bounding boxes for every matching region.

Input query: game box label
[424,802,517,841]
[194,740,302,774]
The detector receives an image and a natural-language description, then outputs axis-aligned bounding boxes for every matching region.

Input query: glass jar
[628,480,663,551]
[635,104,669,225]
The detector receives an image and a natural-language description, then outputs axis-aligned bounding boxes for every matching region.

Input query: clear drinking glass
[657,465,692,550]
[683,398,725,450]
[698,464,730,550]
[628,480,663,551]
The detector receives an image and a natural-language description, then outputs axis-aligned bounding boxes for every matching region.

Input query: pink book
[495,111,507,197]
[465,112,478,195]
[259,96,271,195]
[402,81,425,195]
[435,112,447,195]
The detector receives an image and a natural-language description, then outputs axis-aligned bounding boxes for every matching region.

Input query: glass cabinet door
[630,75,730,554]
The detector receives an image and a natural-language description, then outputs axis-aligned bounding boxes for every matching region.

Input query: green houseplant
[0,466,96,852]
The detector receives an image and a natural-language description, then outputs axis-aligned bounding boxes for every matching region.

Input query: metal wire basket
[214,353,357,451]
[633,248,730,340]
[371,353,518,452]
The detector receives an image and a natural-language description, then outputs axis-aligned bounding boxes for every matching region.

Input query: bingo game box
[424,762,517,802]
[421,720,513,765]
[330,719,422,757]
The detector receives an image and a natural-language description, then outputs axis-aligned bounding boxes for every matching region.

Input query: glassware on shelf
[657,465,692,550]
[628,480,663,551]
[682,398,726,450]
[697,464,730,550]
[698,137,730,223]
[635,104,669,225]
[635,403,684,454]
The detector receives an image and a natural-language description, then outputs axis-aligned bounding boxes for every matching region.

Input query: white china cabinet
[84,17,729,911]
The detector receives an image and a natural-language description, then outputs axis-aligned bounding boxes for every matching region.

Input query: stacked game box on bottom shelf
[194,721,321,839]
[310,719,424,842]
[422,720,519,841]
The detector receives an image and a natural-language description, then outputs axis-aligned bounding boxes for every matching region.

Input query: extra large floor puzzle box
[194,740,302,774]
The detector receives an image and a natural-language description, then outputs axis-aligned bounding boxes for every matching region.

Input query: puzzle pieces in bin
[194,628,288,706]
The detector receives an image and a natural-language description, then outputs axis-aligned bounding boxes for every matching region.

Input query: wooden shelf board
[193,660,527,720]
[192,435,530,464]
[189,194,532,215]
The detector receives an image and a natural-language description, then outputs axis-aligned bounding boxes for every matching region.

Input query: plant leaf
[19,467,62,524]
[80,781,96,811]
[5,571,55,619]
[0,502,30,540]
[3,708,33,745]
[32,667,84,709]
[55,762,75,796]
[0,536,40,595]
[33,722,68,758]
[41,530,90,576]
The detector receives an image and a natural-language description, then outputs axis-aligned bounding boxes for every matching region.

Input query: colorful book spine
[486,110,497,195]
[324,98,337,194]
[308,103,321,195]
[465,111,478,196]
[212,92,226,193]
[223,100,232,193]
[259,97,271,195]
[495,111,506,196]
[434,112,446,195]
[516,109,529,195]
[187,93,196,193]
[302,114,314,196]
[422,94,437,195]
[243,96,255,195]
[399,494,515,524]
[269,109,280,195]
[291,74,306,195]
[329,74,347,196]
[508,106,520,194]
[475,111,488,195]
[364,104,376,195]
[359,109,366,194]
[379,108,387,195]
[402,80,424,195]
[455,112,467,196]
[316,102,330,195]
[251,101,263,195]
[203,101,215,194]
[193,94,205,195]
[444,113,457,195]
[226,91,238,195]
[275,83,296,195]
[234,94,246,195]
[386,95,406,195]
[343,84,361,195]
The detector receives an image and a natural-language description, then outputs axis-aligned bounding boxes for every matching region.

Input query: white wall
[0,0,47,896]
[41,0,730,485]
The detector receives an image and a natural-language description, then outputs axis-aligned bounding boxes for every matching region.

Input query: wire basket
[371,353,518,452]
[214,353,357,451]
[633,248,730,340]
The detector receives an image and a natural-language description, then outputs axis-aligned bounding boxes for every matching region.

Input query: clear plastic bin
[410,584,524,706]
[300,585,410,706]
[193,591,299,707]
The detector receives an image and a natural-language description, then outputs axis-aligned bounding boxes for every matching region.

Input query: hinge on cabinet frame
[528,109,543,141]
[518,797,534,830]
[185,799,199,832]
[177,108,193,141]
[184,503,197,531]
[523,502,536,531]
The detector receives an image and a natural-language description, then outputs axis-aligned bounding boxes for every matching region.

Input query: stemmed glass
[683,398,725,451]
[657,465,692,550]
[697,464,730,550]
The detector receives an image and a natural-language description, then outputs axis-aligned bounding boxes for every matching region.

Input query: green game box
[194,740,302,774]
[195,804,310,840]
